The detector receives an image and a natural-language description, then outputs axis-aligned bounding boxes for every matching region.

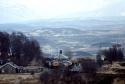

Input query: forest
[0,31,42,66]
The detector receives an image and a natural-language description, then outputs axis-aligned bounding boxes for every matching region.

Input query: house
[70,63,82,72]
[0,62,20,74]
[44,50,70,68]
[0,62,43,74]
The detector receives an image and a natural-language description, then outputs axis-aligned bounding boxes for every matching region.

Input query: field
[0,74,41,84]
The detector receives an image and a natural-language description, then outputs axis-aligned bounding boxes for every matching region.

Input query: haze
[0,0,125,23]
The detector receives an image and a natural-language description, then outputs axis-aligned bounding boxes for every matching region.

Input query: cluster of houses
[44,50,82,72]
[0,50,83,74]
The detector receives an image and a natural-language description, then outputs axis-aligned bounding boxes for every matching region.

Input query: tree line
[97,44,124,67]
[0,31,42,66]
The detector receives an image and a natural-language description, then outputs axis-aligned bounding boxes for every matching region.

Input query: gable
[1,64,16,70]
[0,63,18,69]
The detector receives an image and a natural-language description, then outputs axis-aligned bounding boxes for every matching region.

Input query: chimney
[59,50,63,54]
[59,50,63,60]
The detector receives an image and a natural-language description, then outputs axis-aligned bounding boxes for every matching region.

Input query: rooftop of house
[0,62,19,69]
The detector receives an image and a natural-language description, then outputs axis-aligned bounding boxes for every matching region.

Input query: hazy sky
[0,0,125,23]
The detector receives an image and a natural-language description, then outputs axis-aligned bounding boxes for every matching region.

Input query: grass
[0,74,40,84]
[113,78,125,84]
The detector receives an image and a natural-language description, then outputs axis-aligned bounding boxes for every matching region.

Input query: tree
[10,32,27,66]
[23,39,42,66]
[0,32,10,60]
[80,58,97,84]
[10,32,43,66]
[0,31,43,66]
[96,52,103,67]
[101,44,124,63]
[81,58,97,73]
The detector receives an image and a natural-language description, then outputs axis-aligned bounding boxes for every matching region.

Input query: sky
[0,0,125,23]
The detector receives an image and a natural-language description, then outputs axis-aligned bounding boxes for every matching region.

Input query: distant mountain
[22,17,125,30]
[1,17,125,31]
[0,17,125,57]
[0,23,33,32]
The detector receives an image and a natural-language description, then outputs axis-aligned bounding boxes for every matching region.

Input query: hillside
[26,28,125,57]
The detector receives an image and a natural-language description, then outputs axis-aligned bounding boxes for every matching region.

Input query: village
[0,47,124,75]
[0,49,124,84]
[0,49,81,74]
[0,32,125,84]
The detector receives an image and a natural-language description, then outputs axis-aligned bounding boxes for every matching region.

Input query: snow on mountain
[1,17,125,57]
[25,27,125,57]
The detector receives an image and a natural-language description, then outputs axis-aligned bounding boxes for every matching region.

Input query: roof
[0,62,19,69]
[54,54,69,59]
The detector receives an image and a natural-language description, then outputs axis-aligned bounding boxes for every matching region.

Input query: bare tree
[101,44,124,63]
[0,32,10,61]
